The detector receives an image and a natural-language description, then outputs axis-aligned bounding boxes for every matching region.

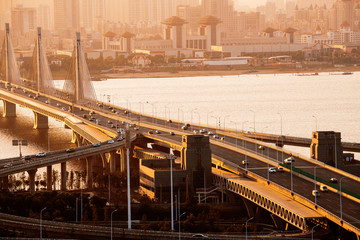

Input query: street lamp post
[207,111,213,127]
[150,102,157,124]
[111,209,118,240]
[223,115,230,130]
[277,112,284,162]
[311,224,320,240]
[178,212,186,240]
[249,110,255,132]
[230,121,238,146]
[245,217,254,240]
[210,116,218,129]
[169,153,175,231]
[177,106,183,129]
[40,207,46,239]
[76,197,78,223]
[290,160,293,195]
[340,177,347,223]
[108,174,111,206]
[191,108,198,125]
[334,134,338,168]
[242,121,248,133]
[314,166,318,207]
[193,111,200,131]
[312,115,317,131]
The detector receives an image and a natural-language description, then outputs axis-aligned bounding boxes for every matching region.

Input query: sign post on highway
[12,139,28,158]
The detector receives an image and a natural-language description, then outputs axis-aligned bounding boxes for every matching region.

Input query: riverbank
[52,65,360,80]
[99,65,360,79]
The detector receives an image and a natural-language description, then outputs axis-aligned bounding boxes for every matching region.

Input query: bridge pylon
[27,27,55,94]
[63,32,97,104]
[1,23,21,85]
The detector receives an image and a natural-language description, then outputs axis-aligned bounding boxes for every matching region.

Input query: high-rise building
[80,0,94,30]
[201,0,237,38]
[285,0,296,18]
[265,0,276,22]
[38,4,51,30]
[0,0,11,30]
[11,6,37,35]
[53,0,80,31]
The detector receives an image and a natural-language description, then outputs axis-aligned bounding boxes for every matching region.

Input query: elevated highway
[1,81,360,237]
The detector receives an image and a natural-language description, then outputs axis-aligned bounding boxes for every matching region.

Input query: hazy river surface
[1,72,359,160]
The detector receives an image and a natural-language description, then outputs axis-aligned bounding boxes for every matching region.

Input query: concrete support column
[86,157,93,189]
[47,165,52,191]
[109,151,116,174]
[2,100,16,117]
[60,162,67,191]
[33,111,48,129]
[27,169,37,195]
[120,147,126,173]
[2,176,9,191]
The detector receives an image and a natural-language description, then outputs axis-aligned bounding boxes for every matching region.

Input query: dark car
[66,148,75,153]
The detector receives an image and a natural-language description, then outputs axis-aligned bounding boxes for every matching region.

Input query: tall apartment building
[265,0,276,23]
[11,6,37,35]
[177,5,202,35]
[201,0,237,38]
[0,0,11,30]
[53,0,80,31]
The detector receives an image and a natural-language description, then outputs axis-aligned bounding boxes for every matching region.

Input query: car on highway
[268,167,276,173]
[191,234,208,238]
[213,135,219,139]
[320,185,328,192]
[242,160,248,165]
[93,143,101,147]
[108,140,115,144]
[148,130,153,134]
[23,155,31,161]
[66,148,75,153]
[220,137,225,141]
[134,126,139,130]
[330,178,338,183]
[56,103,61,107]
[61,107,67,111]
[4,163,12,168]
[312,190,320,197]
[108,120,113,124]
[277,166,284,172]
[170,132,175,135]
[284,157,294,164]
[193,130,199,134]
[45,100,49,104]
[207,131,214,136]
[36,152,46,157]
[167,119,172,123]
[155,130,161,134]
[258,145,265,150]
[200,129,206,134]
[181,125,188,130]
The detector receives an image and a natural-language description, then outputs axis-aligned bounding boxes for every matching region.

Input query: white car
[36,152,46,157]
[242,160,248,165]
[108,140,115,144]
[284,157,294,164]
[268,167,276,173]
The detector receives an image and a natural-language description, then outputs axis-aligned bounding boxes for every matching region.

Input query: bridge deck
[213,168,321,219]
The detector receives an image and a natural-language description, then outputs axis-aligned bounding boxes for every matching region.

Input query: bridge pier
[47,165,52,191]
[109,151,117,174]
[2,100,16,117]
[61,162,67,191]
[86,156,94,189]
[119,147,126,173]
[27,169,37,195]
[2,176,9,191]
[33,111,48,129]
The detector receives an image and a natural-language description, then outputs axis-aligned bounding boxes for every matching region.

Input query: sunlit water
[1,72,360,162]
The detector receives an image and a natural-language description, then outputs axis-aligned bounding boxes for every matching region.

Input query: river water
[1,72,359,160]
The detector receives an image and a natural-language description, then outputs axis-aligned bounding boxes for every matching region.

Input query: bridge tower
[27,27,55,94]
[63,32,97,104]
[311,131,343,167]
[1,23,21,85]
